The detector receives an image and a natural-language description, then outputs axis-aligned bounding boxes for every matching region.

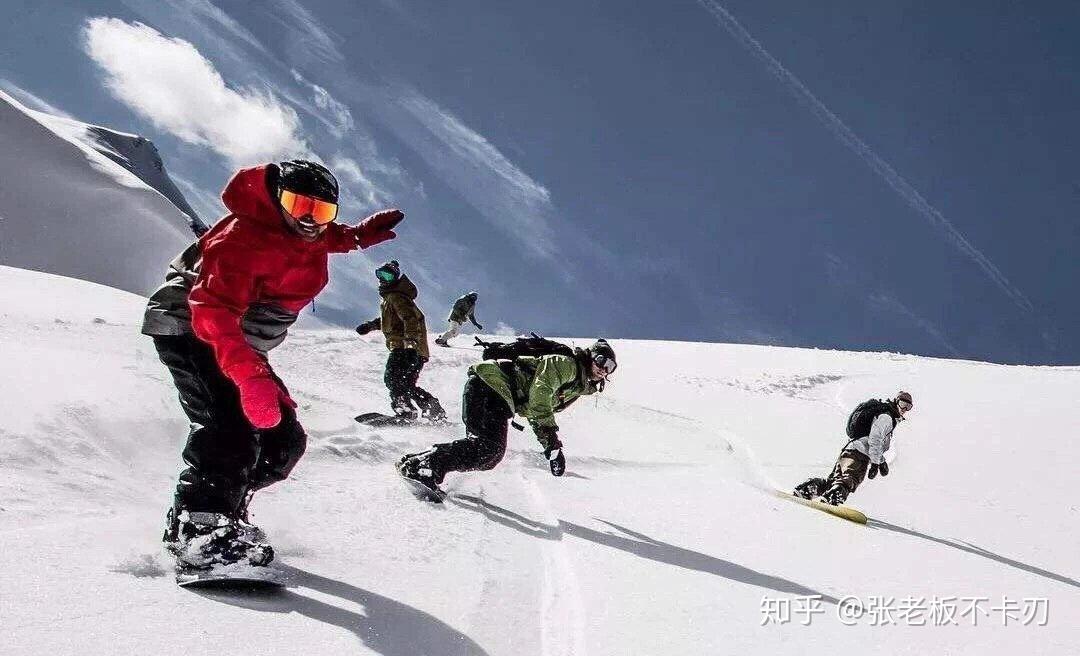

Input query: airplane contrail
[697,0,1034,313]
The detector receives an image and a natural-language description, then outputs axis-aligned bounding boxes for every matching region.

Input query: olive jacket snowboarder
[448,293,482,329]
[469,352,599,449]
[378,275,430,359]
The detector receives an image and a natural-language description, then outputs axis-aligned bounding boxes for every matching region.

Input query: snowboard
[773,489,868,524]
[176,562,285,589]
[394,460,447,503]
[355,411,414,427]
[354,412,451,427]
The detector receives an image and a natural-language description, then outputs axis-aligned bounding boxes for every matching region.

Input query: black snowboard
[176,563,285,589]
[355,412,451,427]
[354,412,414,427]
[394,460,447,503]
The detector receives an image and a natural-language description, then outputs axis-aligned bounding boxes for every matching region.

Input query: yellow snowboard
[773,490,868,524]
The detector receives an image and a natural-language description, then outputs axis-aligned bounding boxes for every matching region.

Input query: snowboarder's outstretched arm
[867,413,893,464]
[323,209,404,253]
[355,317,382,335]
[468,310,482,330]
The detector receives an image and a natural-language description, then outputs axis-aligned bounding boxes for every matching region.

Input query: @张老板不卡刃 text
[759,595,1050,627]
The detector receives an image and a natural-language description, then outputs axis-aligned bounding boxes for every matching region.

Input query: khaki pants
[437,320,463,343]
[827,449,870,494]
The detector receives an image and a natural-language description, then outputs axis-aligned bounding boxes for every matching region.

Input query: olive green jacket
[378,276,430,358]
[470,353,598,448]
[449,294,481,328]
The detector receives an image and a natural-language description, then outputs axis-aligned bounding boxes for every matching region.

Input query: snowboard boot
[420,398,449,423]
[435,338,449,347]
[397,449,446,492]
[391,395,418,421]
[167,510,274,569]
[235,491,268,543]
[793,477,828,500]
[821,484,850,506]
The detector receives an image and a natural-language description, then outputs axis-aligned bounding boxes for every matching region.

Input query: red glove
[231,368,297,429]
[353,209,404,249]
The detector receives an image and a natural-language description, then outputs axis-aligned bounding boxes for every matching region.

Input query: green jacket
[470,352,598,449]
[378,275,430,358]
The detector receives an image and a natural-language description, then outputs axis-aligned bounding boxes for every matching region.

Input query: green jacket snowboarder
[397,339,618,496]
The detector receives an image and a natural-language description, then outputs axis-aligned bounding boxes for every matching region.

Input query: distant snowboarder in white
[434,292,482,347]
[793,391,913,505]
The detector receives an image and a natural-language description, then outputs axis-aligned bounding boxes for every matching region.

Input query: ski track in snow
[519,472,588,656]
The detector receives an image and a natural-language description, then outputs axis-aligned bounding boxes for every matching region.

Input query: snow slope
[0,91,197,295]
[1,265,1076,655]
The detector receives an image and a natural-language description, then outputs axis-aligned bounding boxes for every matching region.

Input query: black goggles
[593,353,617,375]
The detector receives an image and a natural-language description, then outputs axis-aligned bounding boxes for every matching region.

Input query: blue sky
[3,1,1078,364]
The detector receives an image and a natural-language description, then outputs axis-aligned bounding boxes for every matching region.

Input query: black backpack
[474,333,575,361]
[845,399,895,439]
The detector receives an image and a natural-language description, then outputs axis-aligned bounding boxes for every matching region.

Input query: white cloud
[330,155,385,210]
[290,70,353,137]
[0,80,73,119]
[82,17,309,168]
[269,0,344,64]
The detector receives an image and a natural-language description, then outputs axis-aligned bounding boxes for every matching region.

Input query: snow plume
[0,79,72,119]
[696,0,1034,314]
[82,17,309,168]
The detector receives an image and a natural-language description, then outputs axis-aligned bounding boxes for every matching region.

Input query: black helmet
[278,160,338,203]
[587,338,617,375]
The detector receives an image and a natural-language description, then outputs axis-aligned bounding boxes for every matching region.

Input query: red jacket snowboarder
[143,160,402,571]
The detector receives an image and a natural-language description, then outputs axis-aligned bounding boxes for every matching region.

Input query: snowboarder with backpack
[793,391,914,505]
[434,292,482,347]
[396,338,617,499]
[142,160,403,572]
[355,260,447,422]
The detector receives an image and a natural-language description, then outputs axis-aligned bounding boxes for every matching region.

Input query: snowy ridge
[0,91,196,295]
[0,265,1077,655]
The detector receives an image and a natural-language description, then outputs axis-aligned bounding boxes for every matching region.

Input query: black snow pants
[153,335,307,517]
[429,374,514,481]
[384,348,440,414]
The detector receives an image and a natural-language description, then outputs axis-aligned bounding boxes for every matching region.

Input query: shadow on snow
[450,494,838,604]
[867,518,1080,591]
[190,563,489,655]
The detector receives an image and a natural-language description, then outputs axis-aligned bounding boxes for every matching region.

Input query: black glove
[878,460,889,477]
[355,319,380,335]
[545,446,566,477]
[868,463,879,480]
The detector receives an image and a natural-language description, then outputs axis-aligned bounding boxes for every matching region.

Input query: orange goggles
[279,189,338,224]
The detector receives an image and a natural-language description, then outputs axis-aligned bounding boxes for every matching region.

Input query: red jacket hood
[220,164,283,229]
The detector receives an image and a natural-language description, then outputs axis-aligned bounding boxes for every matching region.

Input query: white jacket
[849,413,896,465]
